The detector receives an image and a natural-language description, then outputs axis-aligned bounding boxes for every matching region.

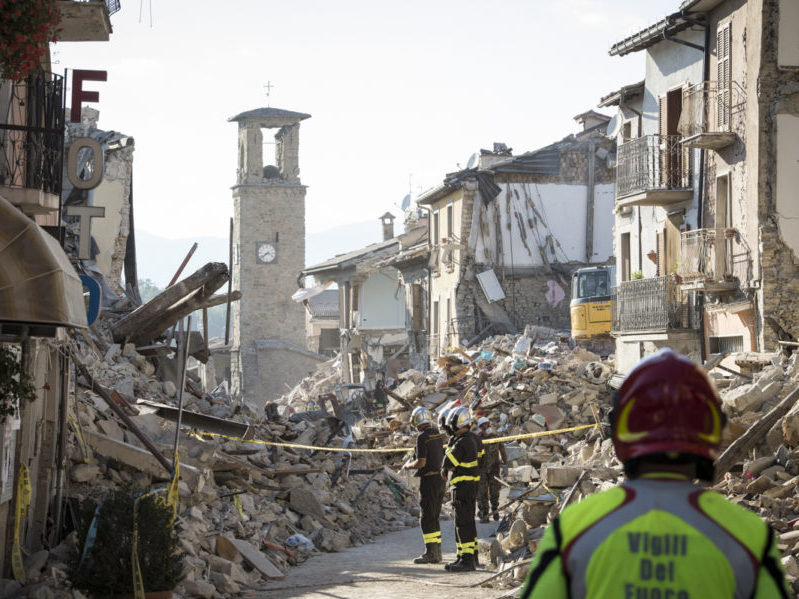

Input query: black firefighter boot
[444,554,462,571]
[449,553,476,572]
[413,543,440,564]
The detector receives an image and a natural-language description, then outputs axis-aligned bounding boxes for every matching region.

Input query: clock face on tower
[256,242,277,264]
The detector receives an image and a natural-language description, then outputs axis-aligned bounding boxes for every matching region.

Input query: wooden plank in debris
[131,270,229,346]
[227,537,285,579]
[112,262,228,343]
[84,431,203,488]
[714,386,799,482]
[202,290,241,310]
[265,467,323,478]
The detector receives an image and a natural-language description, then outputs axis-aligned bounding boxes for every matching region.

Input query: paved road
[250,519,520,599]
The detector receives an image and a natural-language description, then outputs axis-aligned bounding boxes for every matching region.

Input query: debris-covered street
[3,0,799,598]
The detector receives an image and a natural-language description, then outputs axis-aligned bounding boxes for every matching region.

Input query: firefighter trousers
[477,464,501,514]
[419,474,445,545]
[452,481,477,555]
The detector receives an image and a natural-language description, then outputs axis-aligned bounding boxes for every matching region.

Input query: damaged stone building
[418,119,616,361]
[0,0,118,576]
[605,0,799,373]
[299,212,429,384]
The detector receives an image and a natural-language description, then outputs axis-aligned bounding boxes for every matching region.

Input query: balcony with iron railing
[679,81,741,150]
[57,0,120,42]
[677,228,749,292]
[611,276,697,334]
[615,134,693,208]
[0,71,65,215]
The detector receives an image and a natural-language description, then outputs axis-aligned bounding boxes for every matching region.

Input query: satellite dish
[401,194,411,211]
[606,114,622,138]
[465,152,478,169]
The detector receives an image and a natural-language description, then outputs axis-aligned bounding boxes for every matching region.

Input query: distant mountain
[135,220,384,287]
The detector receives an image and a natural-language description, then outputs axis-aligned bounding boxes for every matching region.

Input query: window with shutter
[412,284,423,331]
[717,23,731,131]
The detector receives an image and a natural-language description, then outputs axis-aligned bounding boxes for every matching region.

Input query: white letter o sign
[67,137,105,190]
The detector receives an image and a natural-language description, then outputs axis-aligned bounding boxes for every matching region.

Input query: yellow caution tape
[11,464,31,583]
[189,430,413,453]
[167,451,180,524]
[188,422,598,453]
[69,415,91,463]
[481,423,599,444]
[132,488,162,599]
[233,493,244,518]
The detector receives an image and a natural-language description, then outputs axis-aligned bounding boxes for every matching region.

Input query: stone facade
[229,107,322,406]
[755,0,799,347]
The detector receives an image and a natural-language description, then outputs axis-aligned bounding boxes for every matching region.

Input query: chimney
[380,212,395,241]
[478,143,513,169]
[573,110,611,131]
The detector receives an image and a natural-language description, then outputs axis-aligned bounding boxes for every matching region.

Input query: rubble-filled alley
[3,0,799,598]
[5,311,799,598]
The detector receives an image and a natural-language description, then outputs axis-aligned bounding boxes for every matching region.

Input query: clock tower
[229,107,317,405]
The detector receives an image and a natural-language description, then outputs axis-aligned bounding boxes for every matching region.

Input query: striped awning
[0,194,87,331]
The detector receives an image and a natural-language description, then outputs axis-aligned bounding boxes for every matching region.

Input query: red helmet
[612,349,723,463]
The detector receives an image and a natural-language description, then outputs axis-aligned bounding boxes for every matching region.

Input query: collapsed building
[418,118,616,363]
[298,212,429,386]
[604,0,799,374]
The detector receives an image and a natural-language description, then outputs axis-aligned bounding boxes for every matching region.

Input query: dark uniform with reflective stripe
[477,430,504,517]
[443,430,482,559]
[415,426,445,547]
[520,475,789,599]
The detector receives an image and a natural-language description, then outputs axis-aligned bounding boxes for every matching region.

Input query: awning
[291,281,333,303]
[0,194,88,332]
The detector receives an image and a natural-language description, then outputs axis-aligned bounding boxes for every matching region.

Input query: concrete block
[182,580,215,599]
[542,466,583,488]
[209,571,240,595]
[722,383,764,412]
[227,537,284,579]
[289,488,327,521]
[70,464,101,483]
[538,392,558,405]
[84,431,204,489]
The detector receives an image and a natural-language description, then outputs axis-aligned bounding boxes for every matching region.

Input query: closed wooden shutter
[412,284,423,331]
[717,23,731,130]
[659,96,668,187]
[665,215,682,275]
[657,230,666,276]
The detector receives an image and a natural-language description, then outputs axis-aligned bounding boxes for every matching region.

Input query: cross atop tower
[264,81,274,106]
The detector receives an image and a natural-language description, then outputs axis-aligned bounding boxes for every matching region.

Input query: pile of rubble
[1,266,417,599]
[467,349,799,594]
[278,327,799,595]
[9,261,799,599]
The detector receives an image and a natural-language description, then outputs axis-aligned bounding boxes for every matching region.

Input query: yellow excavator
[570,266,615,354]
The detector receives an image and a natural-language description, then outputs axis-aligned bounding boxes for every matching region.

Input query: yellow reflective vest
[519,475,789,599]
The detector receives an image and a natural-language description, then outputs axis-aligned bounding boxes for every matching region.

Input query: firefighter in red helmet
[519,349,789,599]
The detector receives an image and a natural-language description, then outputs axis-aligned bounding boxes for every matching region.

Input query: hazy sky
[54,0,677,240]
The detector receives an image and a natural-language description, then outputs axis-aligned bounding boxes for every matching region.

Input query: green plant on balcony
[0,346,35,423]
[0,0,61,81]
[631,270,644,280]
[70,486,184,595]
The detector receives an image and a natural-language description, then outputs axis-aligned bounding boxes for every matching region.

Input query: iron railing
[611,276,693,333]
[678,228,728,282]
[679,81,742,137]
[678,227,752,286]
[0,71,65,196]
[616,134,692,197]
[72,0,121,16]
